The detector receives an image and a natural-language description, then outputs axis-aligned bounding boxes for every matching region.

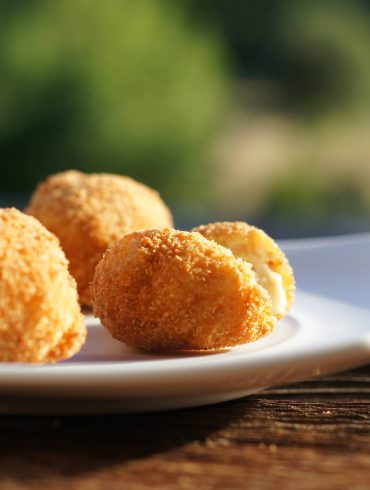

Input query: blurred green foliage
[263,171,369,220]
[0,0,228,198]
[187,0,370,117]
[258,169,370,237]
[1,0,370,233]
[185,0,370,229]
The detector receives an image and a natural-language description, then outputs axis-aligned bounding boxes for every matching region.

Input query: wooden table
[1,365,370,490]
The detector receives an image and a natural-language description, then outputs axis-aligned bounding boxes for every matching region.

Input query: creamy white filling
[253,263,287,316]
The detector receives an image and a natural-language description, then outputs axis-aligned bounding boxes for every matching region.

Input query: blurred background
[1,0,370,238]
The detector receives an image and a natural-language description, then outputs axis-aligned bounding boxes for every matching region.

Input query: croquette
[26,171,173,306]
[91,228,275,352]
[0,208,86,363]
[193,222,295,318]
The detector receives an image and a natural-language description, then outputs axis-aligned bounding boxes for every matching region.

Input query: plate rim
[0,291,369,385]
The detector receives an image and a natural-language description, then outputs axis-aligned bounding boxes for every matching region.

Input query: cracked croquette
[193,222,295,319]
[26,170,173,306]
[0,208,86,363]
[91,229,275,352]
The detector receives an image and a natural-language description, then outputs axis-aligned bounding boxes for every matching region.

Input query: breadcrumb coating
[0,208,86,363]
[26,171,173,306]
[91,229,275,352]
[193,222,295,318]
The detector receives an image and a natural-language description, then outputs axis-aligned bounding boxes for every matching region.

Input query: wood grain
[1,365,370,490]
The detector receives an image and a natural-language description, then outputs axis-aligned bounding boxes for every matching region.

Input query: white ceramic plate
[1,233,370,414]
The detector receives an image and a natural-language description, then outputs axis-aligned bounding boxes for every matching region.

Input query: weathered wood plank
[0,365,369,489]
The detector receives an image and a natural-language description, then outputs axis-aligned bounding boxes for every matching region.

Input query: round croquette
[0,208,86,363]
[91,228,275,352]
[26,171,173,306]
[193,222,295,318]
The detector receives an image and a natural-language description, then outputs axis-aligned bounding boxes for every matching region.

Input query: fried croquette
[193,222,295,318]
[26,170,173,306]
[91,228,275,352]
[0,208,86,363]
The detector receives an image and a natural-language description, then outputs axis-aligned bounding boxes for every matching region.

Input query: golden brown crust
[0,208,86,363]
[26,171,173,306]
[91,228,275,352]
[193,222,295,318]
